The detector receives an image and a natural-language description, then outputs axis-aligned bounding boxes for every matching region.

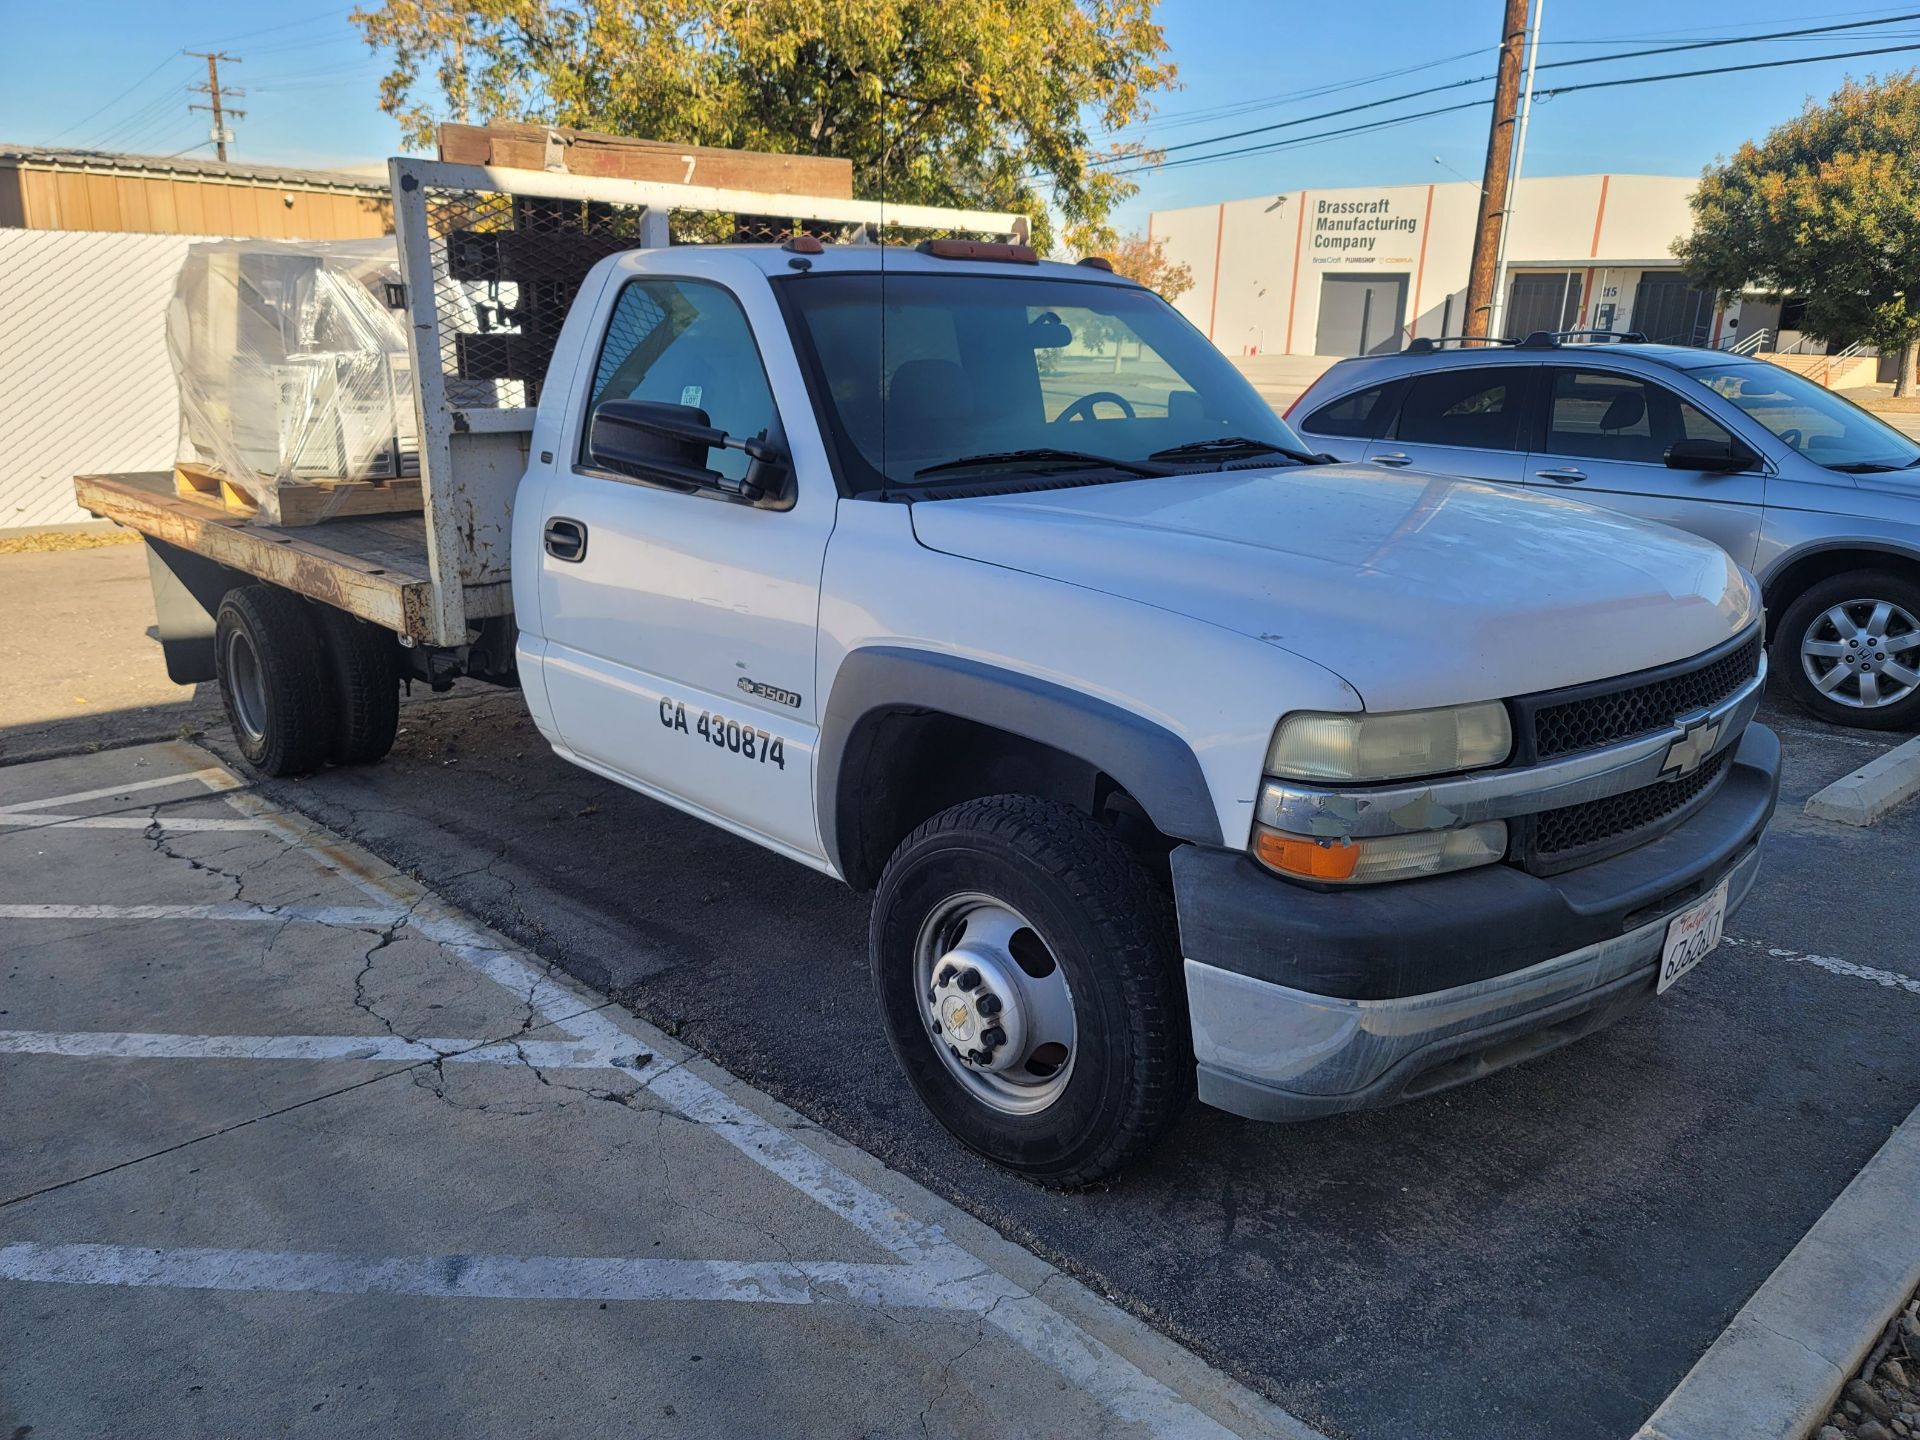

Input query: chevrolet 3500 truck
[80,160,1781,1184]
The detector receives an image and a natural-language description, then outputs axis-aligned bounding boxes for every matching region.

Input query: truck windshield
[778,271,1310,493]
[1686,362,1920,472]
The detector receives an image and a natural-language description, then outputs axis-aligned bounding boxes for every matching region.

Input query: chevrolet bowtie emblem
[1661,716,1721,777]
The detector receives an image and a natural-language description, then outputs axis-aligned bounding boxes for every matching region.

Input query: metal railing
[1811,339,1871,387]
[1722,327,1772,356]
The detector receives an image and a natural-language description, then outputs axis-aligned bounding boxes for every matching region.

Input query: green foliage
[351,0,1175,250]
[1677,72,1920,353]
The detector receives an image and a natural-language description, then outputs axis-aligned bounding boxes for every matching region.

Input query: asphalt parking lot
[155,679,1916,1440]
[0,741,1294,1440]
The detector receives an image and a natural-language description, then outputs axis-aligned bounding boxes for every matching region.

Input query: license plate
[1657,879,1730,994]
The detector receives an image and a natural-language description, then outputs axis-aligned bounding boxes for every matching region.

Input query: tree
[351,0,1174,251]
[1097,230,1192,301]
[1677,72,1920,395]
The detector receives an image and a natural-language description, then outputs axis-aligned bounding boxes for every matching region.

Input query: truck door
[1526,365,1764,568]
[532,272,833,865]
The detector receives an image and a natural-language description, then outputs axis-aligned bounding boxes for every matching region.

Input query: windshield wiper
[1148,436,1324,465]
[913,447,1167,480]
[1825,460,1909,473]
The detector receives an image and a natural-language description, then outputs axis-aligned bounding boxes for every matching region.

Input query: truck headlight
[1266,702,1512,783]
[1252,820,1509,884]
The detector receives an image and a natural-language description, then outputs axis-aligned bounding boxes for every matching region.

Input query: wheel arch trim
[817,646,1223,882]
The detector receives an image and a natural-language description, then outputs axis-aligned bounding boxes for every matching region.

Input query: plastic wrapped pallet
[167,239,419,504]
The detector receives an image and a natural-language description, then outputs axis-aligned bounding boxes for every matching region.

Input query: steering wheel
[1056,390,1137,423]
[1778,427,1804,451]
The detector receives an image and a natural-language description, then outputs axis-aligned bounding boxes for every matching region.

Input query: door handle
[1372,452,1413,468]
[1536,467,1586,483]
[544,516,588,562]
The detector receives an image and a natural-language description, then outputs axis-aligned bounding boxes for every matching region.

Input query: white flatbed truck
[81,158,1781,1184]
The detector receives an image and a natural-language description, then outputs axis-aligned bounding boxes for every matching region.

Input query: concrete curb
[1634,1100,1920,1440]
[1805,735,1920,826]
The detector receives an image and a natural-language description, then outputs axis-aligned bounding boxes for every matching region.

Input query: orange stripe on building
[1589,174,1611,258]
[1206,202,1226,341]
[1284,192,1307,354]
[1408,183,1436,339]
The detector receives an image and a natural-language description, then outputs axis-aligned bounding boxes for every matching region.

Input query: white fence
[0,229,207,531]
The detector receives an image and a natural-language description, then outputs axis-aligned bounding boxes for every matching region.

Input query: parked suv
[1289,335,1920,729]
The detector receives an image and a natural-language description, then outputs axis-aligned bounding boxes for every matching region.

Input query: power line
[1111,99,1494,177]
[48,53,181,144]
[1537,39,1920,98]
[1533,10,1920,72]
[1105,10,1920,173]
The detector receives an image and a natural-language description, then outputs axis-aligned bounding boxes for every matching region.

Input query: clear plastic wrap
[167,239,419,499]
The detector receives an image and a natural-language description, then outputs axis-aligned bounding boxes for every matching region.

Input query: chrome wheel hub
[916,893,1076,1116]
[1801,599,1920,710]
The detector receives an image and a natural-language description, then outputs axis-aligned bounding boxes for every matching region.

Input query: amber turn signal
[1253,831,1361,881]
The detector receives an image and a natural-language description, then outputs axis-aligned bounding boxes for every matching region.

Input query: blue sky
[3,0,1917,229]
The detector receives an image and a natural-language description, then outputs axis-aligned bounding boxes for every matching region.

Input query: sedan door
[1364,364,1537,487]
[1525,365,1765,567]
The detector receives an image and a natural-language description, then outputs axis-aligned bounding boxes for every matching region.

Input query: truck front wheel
[869,795,1192,1186]
[214,585,336,777]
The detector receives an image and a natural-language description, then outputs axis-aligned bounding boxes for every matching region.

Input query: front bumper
[1176,724,1780,1122]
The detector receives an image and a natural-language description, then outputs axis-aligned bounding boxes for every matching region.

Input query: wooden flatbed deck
[76,472,439,641]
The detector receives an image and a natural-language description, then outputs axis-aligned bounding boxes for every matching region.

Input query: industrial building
[1151,173,1731,357]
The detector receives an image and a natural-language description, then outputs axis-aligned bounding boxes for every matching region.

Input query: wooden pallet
[172,463,423,527]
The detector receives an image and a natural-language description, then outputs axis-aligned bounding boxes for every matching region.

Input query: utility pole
[1487,0,1546,341]
[1461,0,1529,341]
[186,50,244,162]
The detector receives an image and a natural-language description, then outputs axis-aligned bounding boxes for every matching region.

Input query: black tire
[869,795,1191,1187]
[312,605,400,765]
[213,585,336,776]
[1772,568,1920,731]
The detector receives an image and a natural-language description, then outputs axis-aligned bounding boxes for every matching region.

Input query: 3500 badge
[659,698,786,769]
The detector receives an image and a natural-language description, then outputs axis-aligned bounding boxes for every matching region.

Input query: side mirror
[589,399,787,501]
[1665,437,1758,472]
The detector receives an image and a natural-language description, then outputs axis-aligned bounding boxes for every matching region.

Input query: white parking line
[0,902,406,925]
[0,1030,623,1069]
[1721,936,1920,996]
[0,769,235,814]
[0,1242,992,1312]
[0,814,267,832]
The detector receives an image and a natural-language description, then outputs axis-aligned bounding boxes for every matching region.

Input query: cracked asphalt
[183,683,1920,1440]
[0,742,1294,1440]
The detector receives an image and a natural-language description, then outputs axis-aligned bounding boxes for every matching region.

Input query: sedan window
[1301,381,1401,439]
[1393,369,1527,450]
[1541,369,1733,465]
[1686,363,1920,472]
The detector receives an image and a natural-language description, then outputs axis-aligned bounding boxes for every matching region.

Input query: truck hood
[908,465,1758,712]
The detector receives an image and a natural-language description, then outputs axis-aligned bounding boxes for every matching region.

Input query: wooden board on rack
[436,121,854,199]
[172,463,423,528]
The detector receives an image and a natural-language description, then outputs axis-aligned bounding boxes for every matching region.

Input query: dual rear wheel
[213,584,400,776]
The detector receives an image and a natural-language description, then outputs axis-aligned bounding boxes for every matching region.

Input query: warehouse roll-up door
[1632,272,1716,346]
[1314,274,1408,356]
[1505,271,1584,340]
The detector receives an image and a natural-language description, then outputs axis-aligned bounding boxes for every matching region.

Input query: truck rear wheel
[869,795,1191,1186]
[214,586,336,777]
[312,606,400,765]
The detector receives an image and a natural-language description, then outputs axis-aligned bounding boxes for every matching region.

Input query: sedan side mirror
[1665,437,1758,472]
[589,399,788,501]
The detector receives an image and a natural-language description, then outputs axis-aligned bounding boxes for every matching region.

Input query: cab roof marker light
[1077,255,1115,272]
[918,239,1039,265]
[782,235,825,255]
